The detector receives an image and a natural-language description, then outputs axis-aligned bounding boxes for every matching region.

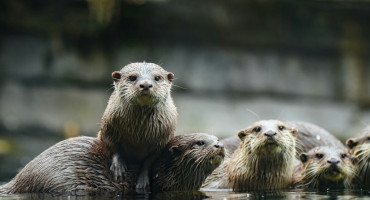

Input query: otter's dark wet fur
[0,134,224,195]
[202,120,298,191]
[97,62,177,189]
[0,137,122,195]
[346,126,370,189]
[293,146,356,189]
[152,133,225,193]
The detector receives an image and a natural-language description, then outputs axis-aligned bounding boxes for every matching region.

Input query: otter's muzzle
[327,157,340,165]
[139,82,153,90]
[327,157,341,175]
[210,142,225,165]
[214,142,224,150]
[264,131,277,138]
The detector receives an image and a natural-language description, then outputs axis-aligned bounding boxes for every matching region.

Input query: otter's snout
[264,131,277,138]
[139,82,153,90]
[327,157,340,165]
[214,142,224,150]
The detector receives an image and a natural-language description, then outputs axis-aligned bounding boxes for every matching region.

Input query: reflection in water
[1,189,370,200]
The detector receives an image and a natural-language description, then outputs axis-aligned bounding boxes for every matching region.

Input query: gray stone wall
[1,36,369,141]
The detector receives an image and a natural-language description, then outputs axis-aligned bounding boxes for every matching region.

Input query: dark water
[1,189,370,200]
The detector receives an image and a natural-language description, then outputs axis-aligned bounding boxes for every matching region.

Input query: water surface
[1,189,370,200]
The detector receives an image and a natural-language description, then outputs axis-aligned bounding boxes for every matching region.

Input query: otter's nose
[214,142,224,149]
[327,157,340,165]
[140,82,153,90]
[264,131,277,137]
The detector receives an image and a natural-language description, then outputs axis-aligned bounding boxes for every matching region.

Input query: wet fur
[0,137,123,195]
[202,120,297,191]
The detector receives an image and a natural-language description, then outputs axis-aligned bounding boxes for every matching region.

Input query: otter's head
[154,133,225,192]
[299,146,355,189]
[169,133,225,175]
[112,62,174,106]
[237,120,297,156]
[346,127,370,187]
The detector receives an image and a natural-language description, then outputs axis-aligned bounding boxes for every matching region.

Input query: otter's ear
[299,153,309,163]
[238,130,247,140]
[169,146,181,156]
[346,138,358,149]
[167,72,174,82]
[112,71,121,81]
[291,128,298,137]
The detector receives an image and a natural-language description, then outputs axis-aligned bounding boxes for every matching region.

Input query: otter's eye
[129,76,137,81]
[367,137,370,141]
[315,153,324,159]
[278,126,285,131]
[196,141,205,146]
[253,127,261,132]
[154,76,161,81]
[341,154,347,159]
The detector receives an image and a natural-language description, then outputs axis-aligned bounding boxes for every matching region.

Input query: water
[1,189,370,200]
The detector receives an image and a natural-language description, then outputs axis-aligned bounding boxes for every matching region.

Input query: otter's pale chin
[322,166,344,181]
[266,145,281,154]
[210,150,225,165]
[261,139,281,153]
[137,95,154,106]
[210,155,224,165]
[323,172,343,181]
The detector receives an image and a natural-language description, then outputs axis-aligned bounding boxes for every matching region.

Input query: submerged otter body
[202,120,298,191]
[0,134,223,195]
[97,63,177,189]
[221,121,344,156]
[293,146,356,190]
[346,126,370,189]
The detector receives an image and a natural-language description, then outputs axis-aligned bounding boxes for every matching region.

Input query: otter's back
[287,121,345,154]
[0,136,121,195]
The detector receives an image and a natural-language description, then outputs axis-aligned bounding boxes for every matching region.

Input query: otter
[292,146,356,189]
[152,133,225,193]
[202,120,298,191]
[346,126,370,189]
[97,62,177,190]
[0,136,121,195]
[221,121,344,156]
[287,121,345,155]
[0,133,224,195]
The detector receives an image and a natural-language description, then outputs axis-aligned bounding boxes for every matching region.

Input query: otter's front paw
[110,154,126,183]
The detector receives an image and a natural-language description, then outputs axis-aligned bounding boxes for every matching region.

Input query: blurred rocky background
[1,0,370,181]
